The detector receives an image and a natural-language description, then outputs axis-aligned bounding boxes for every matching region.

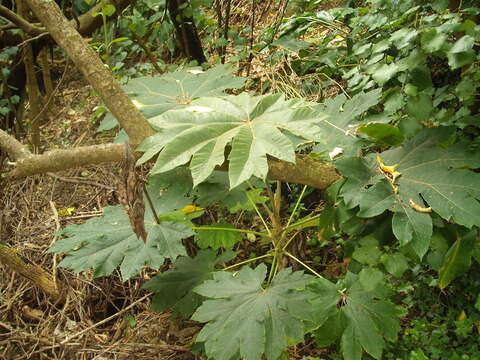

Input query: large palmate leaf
[97,65,245,132]
[336,128,480,258]
[140,92,326,188]
[49,205,193,280]
[312,89,382,157]
[310,273,402,360]
[143,250,235,317]
[191,264,314,360]
[125,65,245,119]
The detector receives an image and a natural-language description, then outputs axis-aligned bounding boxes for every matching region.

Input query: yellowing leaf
[58,207,75,216]
[376,154,401,181]
[180,204,204,214]
[457,310,467,321]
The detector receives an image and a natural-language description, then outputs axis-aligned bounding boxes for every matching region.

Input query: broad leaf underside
[141,92,327,188]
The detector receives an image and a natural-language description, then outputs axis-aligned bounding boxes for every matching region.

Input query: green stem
[282,231,299,251]
[247,180,273,216]
[286,185,307,228]
[284,251,325,279]
[223,253,273,271]
[246,189,272,236]
[191,226,267,238]
[267,255,278,285]
[102,16,109,57]
[283,214,321,233]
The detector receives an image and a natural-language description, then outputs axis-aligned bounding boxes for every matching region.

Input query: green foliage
[192,264,314,360]
[312,89,382,156]
[195,223,243,250]
[98,65,244,134]
[336,128,480,258]
[310,273,402,360]
[141,92,325,188]
[49,205,193,280]
[438,229,476,289]
[143,250,235,317]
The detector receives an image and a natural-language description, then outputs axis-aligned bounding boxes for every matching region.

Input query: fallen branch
[0,243,60,298]
[6,143,125,178]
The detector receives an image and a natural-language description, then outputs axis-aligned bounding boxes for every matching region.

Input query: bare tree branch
[0,4,45,34]
[6,143,125,178]
[0,129,31,160]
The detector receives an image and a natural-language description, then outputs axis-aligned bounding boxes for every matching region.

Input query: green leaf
[390,28,417,49]
[142,250,235,316]
[228,188,269,213]
[192,265,313,360]
[313,89,382,157]
[101,4,115,16]
[358,123,404,146]
[309,273,402,360]
[272,38,311,52]
[194,171,250,209]
[359,267,384,291]
[146,170,194,214]
[438,230,476,289]
[449,35,475,53]
[356,181,396,218]
[49,201,193,280]
[335,156,383,209]
[406,93,433,123]
[339,128,480,258]
[368,63,400,86]
[420,28,447,53]
[195,222,243,250]
[447,50,476,70]
[101,65,244,135]
[127,65,245,119]
[381,252,409,277]
[352,236,382,266]
[382,129,480,228]
[313,312,344,347]
[145,93,325,188]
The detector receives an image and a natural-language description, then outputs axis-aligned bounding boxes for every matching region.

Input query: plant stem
[223,253,273,271]
[286,185,307,228]
[284,251,325,279]
[246,189,272,236]
[283,213,321,233]
[191,226,267,237]
[282,231,299,250]
[267,254,278,285]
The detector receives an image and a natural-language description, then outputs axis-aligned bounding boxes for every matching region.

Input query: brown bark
[0,4,45,34]
[0,243,60,298]
[0,129,31,160]
[7,143,125,178]
[25,0,154,147]
[267,155,341,190]
[24,43,44,149]
[2,138,340,189]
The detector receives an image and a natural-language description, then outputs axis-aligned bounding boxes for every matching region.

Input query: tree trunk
[167,0,207,64]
